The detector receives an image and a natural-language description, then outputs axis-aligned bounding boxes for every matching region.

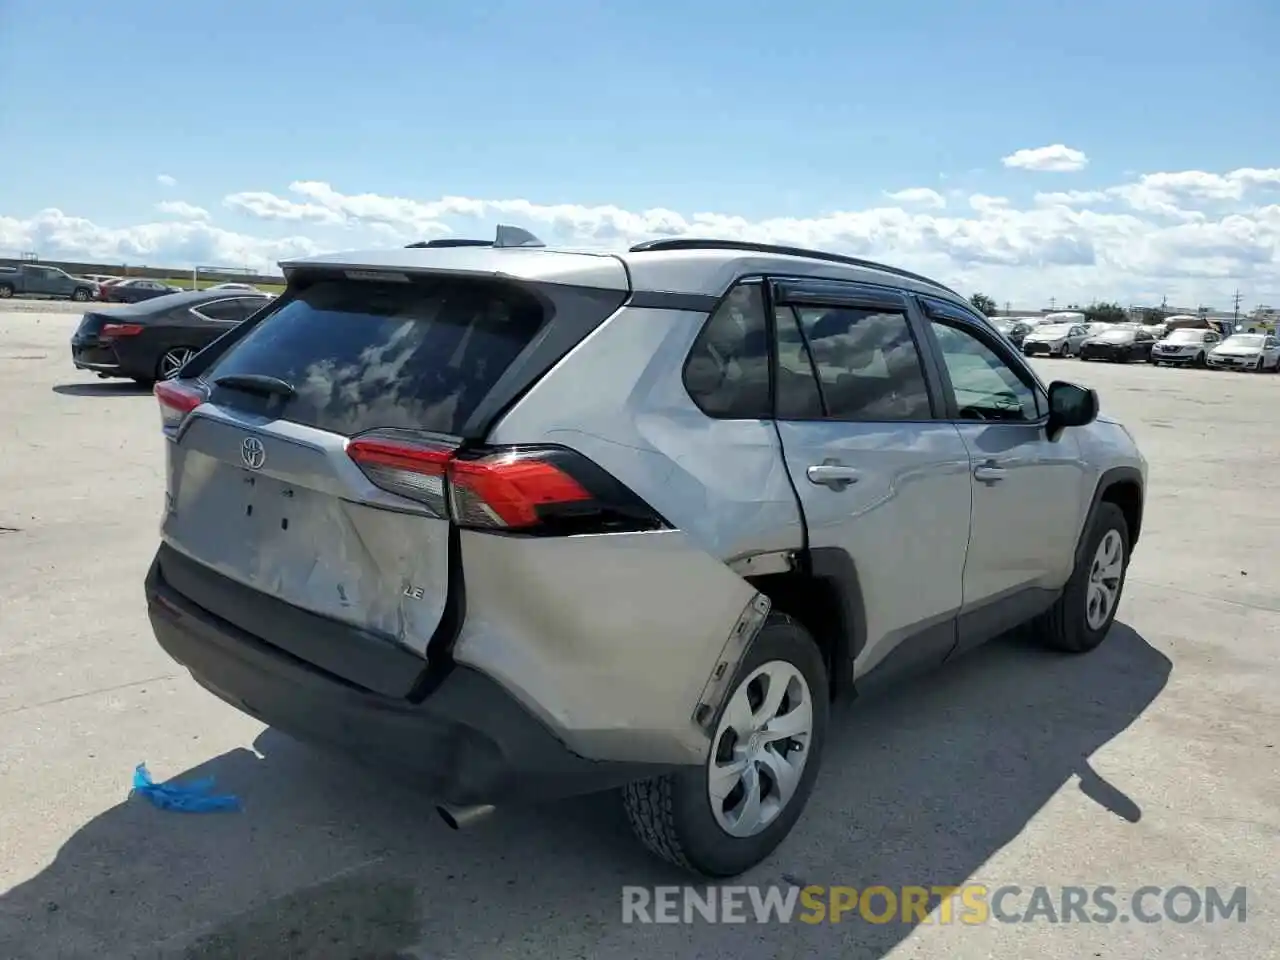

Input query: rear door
[161,274,556,658]
[768,278,973,682]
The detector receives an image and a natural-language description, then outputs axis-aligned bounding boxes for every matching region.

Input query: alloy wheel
[1086,529,1124,631]
[707,661,814,838]
[159,347,195,380]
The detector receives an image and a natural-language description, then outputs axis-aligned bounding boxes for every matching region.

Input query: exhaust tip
[436,803,495,830]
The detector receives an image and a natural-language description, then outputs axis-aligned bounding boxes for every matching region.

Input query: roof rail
[404,225,547,250]
[627,237,960,299]
[405,238,491,248]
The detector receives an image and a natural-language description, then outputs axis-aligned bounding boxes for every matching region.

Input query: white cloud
[1034,190,1109,207]
[223,190,346,225]
[1002,144,1090,173]
[0,208,319,273]
[968,194,1011,214]
[155,200,210,221]
[5,162,1280,306]
[884,187,946,209]
[157,174,177,187]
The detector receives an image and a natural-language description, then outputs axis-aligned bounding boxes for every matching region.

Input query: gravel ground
[1,305,1276,959]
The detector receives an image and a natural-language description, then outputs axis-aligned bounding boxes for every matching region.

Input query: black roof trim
[405,239,491,248]
[627,237,960,299]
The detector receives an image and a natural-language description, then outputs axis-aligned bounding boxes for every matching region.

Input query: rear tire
[1034,502,1130,654]
[623,614,829,877]
[156,346,196,380]
[0,284,13,299]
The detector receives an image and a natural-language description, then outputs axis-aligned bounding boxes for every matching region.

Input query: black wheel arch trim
[803,546,865,696]
[1074,466,1144,567]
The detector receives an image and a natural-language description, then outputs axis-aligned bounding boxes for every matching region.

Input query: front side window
[683,283,771,419]
[774,304,932,421]
[931,320,1042,422]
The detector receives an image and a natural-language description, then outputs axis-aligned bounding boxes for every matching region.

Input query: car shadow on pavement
[0,623,1170,960]
[51,381,152,397]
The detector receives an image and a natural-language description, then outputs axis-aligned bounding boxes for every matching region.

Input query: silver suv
[145,227,1147,877]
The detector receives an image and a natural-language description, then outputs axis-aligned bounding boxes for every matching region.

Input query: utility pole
[1049,297,1056,311]
[1232,289,1242,321]
[1005,300,1011,315]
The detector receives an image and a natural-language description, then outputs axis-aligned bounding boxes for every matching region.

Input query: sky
[1,0,1278,309]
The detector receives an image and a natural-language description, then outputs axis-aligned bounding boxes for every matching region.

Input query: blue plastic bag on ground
[131,762,241,812]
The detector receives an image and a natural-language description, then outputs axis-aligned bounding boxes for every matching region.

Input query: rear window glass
[204,277,546,436]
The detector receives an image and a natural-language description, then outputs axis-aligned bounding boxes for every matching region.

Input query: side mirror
[1046,381,1098,436]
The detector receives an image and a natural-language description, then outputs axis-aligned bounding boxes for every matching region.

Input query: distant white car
[1021,322,1089,358]
[206,282,259,291]
[1206,333,1280,372]
[1150,328,1221,366]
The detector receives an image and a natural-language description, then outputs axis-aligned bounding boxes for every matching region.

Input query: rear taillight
[101,322,144,338]
[346,435,666,535]
[154,380,205,431]
[346,437,452,517]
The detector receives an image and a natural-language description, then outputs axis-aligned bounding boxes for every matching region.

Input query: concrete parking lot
[1,305,1276,959]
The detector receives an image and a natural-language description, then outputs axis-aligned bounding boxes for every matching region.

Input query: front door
[918,299,1091,652]
[768,279,973,684]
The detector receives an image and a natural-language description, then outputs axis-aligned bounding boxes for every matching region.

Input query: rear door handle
[807,461,860,490]
[973,462,1007,484]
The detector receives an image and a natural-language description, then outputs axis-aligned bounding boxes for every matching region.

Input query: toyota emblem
[241,436,266,470]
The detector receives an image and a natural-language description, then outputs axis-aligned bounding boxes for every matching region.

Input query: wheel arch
[745,545,865,701]
[1075,466,1144,566]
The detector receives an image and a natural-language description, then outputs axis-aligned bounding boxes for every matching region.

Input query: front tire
[623,614,829,877]
[71,287,91,302]
[1034,502,1130,654]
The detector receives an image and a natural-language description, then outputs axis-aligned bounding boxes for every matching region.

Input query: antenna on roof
[494,225,545,248]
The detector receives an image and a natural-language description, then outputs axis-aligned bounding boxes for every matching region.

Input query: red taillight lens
[449,452,591,528]
[101,322,144,338]
[154,380,204,431]
[346,436,664,534]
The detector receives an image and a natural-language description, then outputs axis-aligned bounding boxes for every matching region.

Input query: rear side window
[683,283,771,419]
[192,297,265,322]
[204,277,546,436]
[777,305,933,421]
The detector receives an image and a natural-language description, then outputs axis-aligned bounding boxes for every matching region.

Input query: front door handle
[807,460,860,490]
[973,462,1007,484]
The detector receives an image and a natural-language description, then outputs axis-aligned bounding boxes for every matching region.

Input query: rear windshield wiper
[212,373,296,399]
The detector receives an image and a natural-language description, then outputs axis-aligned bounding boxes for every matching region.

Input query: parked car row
[0,264,271,304]
[994,318,1280,372]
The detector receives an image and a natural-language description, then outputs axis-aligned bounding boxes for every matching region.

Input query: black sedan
[1078,326,1156,363]
[100,278,186,303]
[71,289,273,385]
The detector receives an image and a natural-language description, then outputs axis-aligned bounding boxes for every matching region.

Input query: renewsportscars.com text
[621,884,1247,925]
